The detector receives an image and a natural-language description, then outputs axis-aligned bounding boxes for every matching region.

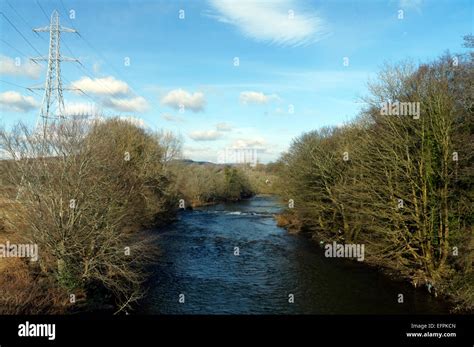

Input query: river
[140,195,450,314]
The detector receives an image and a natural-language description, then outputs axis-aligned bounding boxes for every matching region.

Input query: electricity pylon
[29,10,79,139]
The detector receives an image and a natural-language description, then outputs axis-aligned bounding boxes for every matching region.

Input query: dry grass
[0,190,69,314]
[0,258,70,314]
[275,210,302,233]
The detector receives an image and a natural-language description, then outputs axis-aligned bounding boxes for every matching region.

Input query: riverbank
[275,209,470,314]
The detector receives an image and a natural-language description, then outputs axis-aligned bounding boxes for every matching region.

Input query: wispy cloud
[216,122,234,131]
[160,89,206,112]
[0,91,39,112]
[201,68,373,94]
[118,116,148,128]
[206,0,328,46]
[0,55,42,79]
[231,137,266,149]
[102,96,149,113]
[399,0,423,10]
[161,113,185,123]
[189,129,222,141]
[240,91,280,105]
[274,69,373,92]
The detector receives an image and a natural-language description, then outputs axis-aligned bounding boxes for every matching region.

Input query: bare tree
[0,117,176,313]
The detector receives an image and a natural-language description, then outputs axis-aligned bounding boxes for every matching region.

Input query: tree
[0,117,176,312]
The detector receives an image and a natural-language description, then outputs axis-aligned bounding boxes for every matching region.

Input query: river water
[141,195,449,314]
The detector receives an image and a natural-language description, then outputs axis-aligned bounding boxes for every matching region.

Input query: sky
[0,0,472,162]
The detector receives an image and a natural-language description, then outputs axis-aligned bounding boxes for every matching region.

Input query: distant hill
[177,159,217,166]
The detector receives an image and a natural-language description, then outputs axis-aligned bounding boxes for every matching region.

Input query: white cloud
[207,0,328,46]
[160,89,206,112]
[231,137,266,148]
[0,91,39,112]
[189,130,222,141]
[240,91,279,105]
[161,113,185,122]
[70,76,130,96]
[102,96,149,113]
[118,116,148,128]
[399,0,423,10]
[0,55,42,79]
[216,122,234,131]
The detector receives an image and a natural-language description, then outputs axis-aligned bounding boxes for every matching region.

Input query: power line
[30,9,80,138]
[0,79,29,89]
[0,38,38,64]
[16,1,106,111]
[61,75,102,104]
[61,39,118,95]
[0,12,43,56]
[5,0,46,43]
[2,1,97,99]
[76,32,142,96]
[5,0,31,27]
[35,0,50,22]
[0,79,42,96]
[54,0,133,98]
[2,1,139,124]
[0,3,106,127]
[57,0,141,96]
[58,0,73,26]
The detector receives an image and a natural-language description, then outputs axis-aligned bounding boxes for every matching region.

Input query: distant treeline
[171,161,278,207]
[171,163,253,207]
[276,43,473,311]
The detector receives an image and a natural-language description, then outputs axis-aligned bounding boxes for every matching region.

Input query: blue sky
[0,0,472,162]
